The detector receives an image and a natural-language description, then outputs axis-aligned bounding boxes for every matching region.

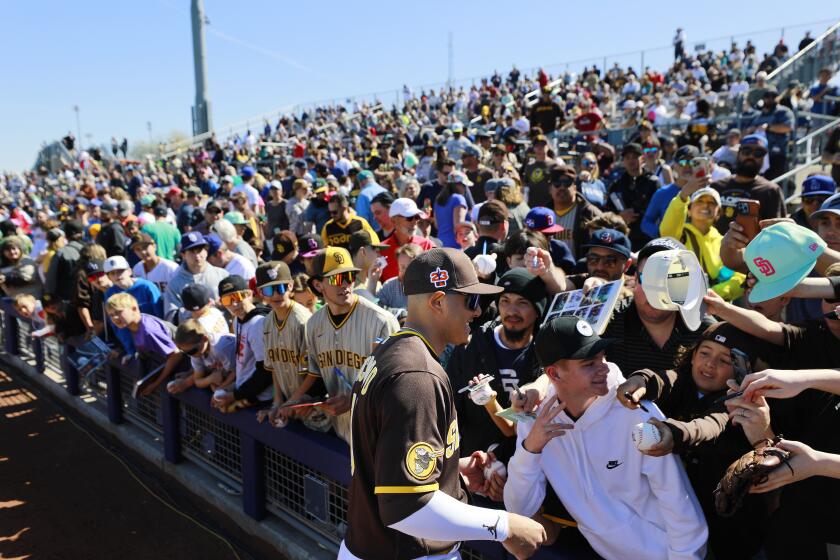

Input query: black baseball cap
[255,261,292,288]
[299,234,323,258]
[347,230,388,255]
[535,316,617,366]
[62,219,84,238]
[84,260,105,277]
[182,283,212,311]
[403,247,503,296]
[700,321,762,366]
[637,237,686,263]
[497,268,547,317]
[582,228,632,259]
[621,143,644,157]
[218,275,249,296]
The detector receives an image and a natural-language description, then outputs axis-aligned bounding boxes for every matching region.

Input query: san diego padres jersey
[263,302,311,401]
[305,295,399,442]
[345,330,466,559]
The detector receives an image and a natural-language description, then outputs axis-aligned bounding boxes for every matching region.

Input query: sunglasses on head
[643,147,659,154]
[325,271,356,286]
[258,284,288,298]
[219,290,251,306]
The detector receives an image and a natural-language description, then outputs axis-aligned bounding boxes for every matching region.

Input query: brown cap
[477,199,509,227]
[549,164,577,182]
[255,261,293,288]
[403,247,503,296]
[130,232,155,249]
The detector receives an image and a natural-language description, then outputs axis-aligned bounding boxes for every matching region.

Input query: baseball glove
[714,437,794,517]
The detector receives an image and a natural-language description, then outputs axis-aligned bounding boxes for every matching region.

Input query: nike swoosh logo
[606,461,623,470]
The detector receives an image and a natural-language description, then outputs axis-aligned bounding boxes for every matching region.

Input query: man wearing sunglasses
[744,87,794,180]
[713,134,787,233]
[321,193,381,251]
[256,261,320,428]
[607,143,660,249]
[642,145,701,240]
[342,248,547,560]
[546,163,602,260]
[305,247,399,443]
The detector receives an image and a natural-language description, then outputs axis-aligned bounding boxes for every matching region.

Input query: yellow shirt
[660,195,744,301]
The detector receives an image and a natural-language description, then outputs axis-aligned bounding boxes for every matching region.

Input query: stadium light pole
[73,105,82,151]
[191,0,212,136]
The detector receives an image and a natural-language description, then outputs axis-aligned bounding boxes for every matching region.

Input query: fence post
[4,310,19,355]
[241,432,266,521]
[162,393,182,463]
[105,364,123,424]
[33,337,44,373]
[62,348,80,396]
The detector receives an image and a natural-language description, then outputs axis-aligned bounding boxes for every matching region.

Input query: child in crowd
[211,275,273,412]
[169,319,236,394]
[105,292,184,396]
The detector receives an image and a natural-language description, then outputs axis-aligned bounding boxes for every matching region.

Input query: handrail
[767,20,840,82]
[795,114,840,145]
[778,155,823,203]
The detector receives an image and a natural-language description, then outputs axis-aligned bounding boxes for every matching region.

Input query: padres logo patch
[334,252,345,264]
[405,442,443,481]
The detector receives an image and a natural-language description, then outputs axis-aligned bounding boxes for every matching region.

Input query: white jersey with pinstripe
[305,295,400,442]
[263,302,312,401]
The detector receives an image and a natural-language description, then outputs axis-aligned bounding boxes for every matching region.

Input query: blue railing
[0,298,596,560]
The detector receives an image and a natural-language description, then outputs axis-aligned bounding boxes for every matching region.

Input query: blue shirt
[747,106,794,151]
[809,84,839,115]
[434,193,467,248]
[641,183,680,239]
[355,183,387,224]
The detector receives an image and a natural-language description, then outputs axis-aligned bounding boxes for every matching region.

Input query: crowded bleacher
[3,25,840,558]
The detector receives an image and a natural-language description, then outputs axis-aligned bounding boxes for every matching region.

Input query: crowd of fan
[2,30,840,559]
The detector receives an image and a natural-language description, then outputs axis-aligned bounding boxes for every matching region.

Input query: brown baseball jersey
[305,295,399,442]
[345,330,466,559]
[263,302,312,401]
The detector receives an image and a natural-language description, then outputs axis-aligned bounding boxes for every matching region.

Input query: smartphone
[731,348,751,385]
[374,256,388,269]
[691,156,710,178]
[734,199,761,241]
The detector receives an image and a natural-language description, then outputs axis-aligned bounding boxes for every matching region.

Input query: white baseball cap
[640,249,707,332]
[104,255,131,273]
[689,187,721,206]
[389,198,428,219]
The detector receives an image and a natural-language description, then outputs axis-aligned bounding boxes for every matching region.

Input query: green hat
[224,211,248,225]
[745,222,826,303]
[140,194,156,206]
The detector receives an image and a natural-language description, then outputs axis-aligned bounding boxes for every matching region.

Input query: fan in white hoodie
[504,316,708,560]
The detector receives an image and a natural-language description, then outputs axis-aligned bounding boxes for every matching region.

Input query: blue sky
[1,1,837,172]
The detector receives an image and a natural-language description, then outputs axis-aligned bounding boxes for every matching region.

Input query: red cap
[166,187,183,198]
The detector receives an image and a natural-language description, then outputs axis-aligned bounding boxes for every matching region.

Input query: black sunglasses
[551,176,576,188]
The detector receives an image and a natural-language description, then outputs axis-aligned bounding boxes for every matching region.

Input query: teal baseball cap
[224,211,248,225]
[745,222,826,303]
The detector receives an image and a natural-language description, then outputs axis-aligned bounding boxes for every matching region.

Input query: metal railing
[768,20,840,89]
[0,299,596,560]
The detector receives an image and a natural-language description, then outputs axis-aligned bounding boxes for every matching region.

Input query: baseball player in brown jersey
[254,261,319,426]
[305,247,399,442]
[341,248,546,559]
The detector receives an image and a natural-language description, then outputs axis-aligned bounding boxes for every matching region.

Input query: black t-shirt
[529,100,565,133]
[346,331,466,559]
[712,175,787,232]
[602,297,714,373]
[772,321,840,369]
[520,158,554,209]
[466,167,494,204]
